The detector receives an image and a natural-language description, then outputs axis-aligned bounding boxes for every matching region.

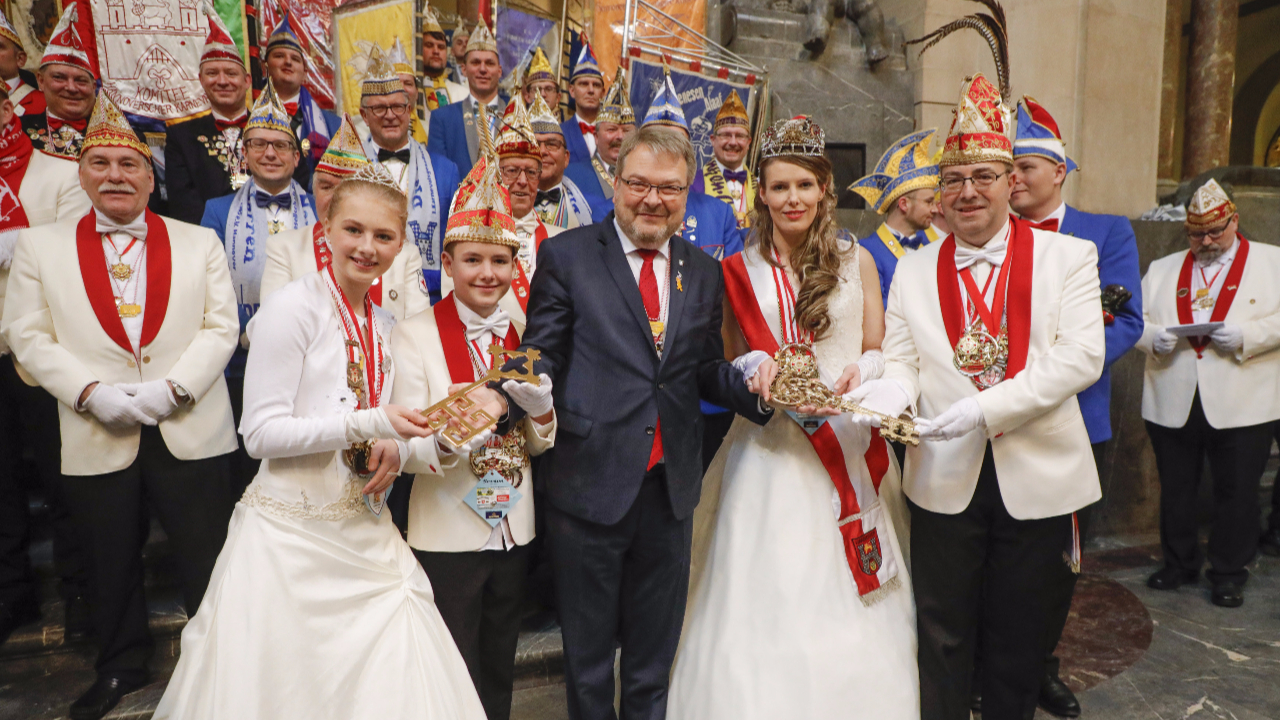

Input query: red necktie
[636,249,664,470]
[1027,217,1059,232]
[48,116,87,133]
[578,121,595,136]
[215,114,247,132]
[283,102,299,117]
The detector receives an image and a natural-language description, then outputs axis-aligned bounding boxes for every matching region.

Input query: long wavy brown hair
[748,155,851,340]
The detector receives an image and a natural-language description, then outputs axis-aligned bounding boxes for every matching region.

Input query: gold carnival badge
[421,346,542,447]
[769,343,920,445]
[952,320,1008,390]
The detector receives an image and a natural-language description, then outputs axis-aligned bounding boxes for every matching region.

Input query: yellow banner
[331,0,416,118]
[591,0,706,82]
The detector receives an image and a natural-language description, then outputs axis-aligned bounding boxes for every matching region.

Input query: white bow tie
[96,214,148,240]
[465,310,511,343]
[954,240,1007,271]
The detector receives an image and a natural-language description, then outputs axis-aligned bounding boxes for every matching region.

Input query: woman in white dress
[154,165,487,720]
[667,117,920,719]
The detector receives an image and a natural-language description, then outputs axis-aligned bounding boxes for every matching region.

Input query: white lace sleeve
[856,349,884,383]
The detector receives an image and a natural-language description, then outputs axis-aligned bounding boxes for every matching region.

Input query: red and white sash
[509,220,550,314]
[1176,235,1249,358]
[321,264,386,408]
[311,222,382,306]
[723,249,898,604]
[0,118,32,233]
[76,210,171,360]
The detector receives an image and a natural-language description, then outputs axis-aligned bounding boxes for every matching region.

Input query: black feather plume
[904,0,1010,100]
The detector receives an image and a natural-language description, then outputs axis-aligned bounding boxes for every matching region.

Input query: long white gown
[154,273,486,720]
[667,244,920,719]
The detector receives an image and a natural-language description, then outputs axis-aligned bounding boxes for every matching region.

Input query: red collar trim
[76,210,171,356]
[434,292,520,384]
[1176,234,1249,356]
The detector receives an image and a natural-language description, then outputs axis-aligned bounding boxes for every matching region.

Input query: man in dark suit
[164,13,250,224]
[427,22,505,176]
[505,127,772,720]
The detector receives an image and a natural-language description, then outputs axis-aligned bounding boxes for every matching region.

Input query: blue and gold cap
[1013,96,1078,174]
[641,68,687,132]
[569,40,602,82]
[266,15,304,58]
[849,129,940,214]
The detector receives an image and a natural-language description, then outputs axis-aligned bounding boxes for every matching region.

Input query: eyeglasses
[362,102,410,117]
[244,138,296,154]
[618,177,687,199]
[939,170,1008,193]
[714,131,750,142]
[1189,223,1233,242]
[500,166,541,182]
[539,140,566,151]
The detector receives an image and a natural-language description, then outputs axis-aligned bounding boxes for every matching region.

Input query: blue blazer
[859,225,938,309]
[426,96,507,177]
[512,213,772,525]
[564,159,607,211]
[1059,205,1143,444]
[199,191,318,243]
[561,117,591,165]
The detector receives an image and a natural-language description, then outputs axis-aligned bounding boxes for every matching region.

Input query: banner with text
[91,0,207,121]
[629,58,751,168]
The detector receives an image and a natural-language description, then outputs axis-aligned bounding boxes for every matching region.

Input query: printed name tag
[785,410,829,436]
[366,482,393,517]
[465,470,523,527]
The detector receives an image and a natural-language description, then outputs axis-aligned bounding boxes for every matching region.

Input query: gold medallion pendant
[343,439,374,477]
[469,429,530,487]
[117,303,142,318]
[110,263,132,281]
[952,320,1008,390]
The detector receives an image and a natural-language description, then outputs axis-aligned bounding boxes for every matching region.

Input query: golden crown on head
[758,116,825,161]
[348,162,406,197]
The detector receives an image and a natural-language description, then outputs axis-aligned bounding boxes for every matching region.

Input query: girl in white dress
[667,117,920,719]
[154,166,487,720]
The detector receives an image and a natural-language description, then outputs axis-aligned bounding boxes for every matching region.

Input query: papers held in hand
[1165,322,1224,338]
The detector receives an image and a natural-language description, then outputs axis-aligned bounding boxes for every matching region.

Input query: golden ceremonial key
[769,343,921,446]
[420,346,543,447]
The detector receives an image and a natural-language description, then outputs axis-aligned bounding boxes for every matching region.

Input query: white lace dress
[667,245,920,720]
[154,273,486,720]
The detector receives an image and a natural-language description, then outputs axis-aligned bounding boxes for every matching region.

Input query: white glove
[916,397,985,441]
[855,350,884,383]
[502,374,554,417]
[117,380,178,422]
[731,350,771,384]
[1210,324,1243,353]
[1150,327,1177,355]
[81,383,157,430]
[344,407,404,443]
[843,379,912,429]
[438,427,493,456]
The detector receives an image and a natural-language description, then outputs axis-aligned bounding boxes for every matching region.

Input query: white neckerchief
[1191,237,1239,324]
[953,219,1012,299]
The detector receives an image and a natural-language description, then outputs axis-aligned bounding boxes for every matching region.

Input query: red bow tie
[48,116,88,133]
[578,121,595,136]
[283,102,299,117]
[215,115,247,132]
[1027,217,1059,232]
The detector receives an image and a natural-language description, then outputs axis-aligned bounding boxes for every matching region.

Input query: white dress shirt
[102,231,148,355]
[5,76,19,93]
[954,219,1012,316]
[614,220,671,336]
[375,139,412,192]
[513,212,541,275]
[1043,202,1067,227]
[471,95,503,138]
[575,113,597,157]
[1191,237,1239,324]
[715,159,748,214]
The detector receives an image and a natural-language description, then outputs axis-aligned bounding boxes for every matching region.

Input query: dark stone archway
[1229,47,1280,165]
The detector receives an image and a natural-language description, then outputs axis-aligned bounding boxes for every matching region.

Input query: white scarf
[224,177,315,331]
[364,137,443,292]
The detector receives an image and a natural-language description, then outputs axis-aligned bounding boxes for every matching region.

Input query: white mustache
[98,182,137,195]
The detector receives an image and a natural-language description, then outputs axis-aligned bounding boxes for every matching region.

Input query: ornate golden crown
[759,116,825,161]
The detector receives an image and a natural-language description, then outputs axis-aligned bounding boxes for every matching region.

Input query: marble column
[1157,0,1182,181]
[1181,0,1238,179]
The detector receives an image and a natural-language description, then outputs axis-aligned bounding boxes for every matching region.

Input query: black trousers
[1039,441,1106,681]
[912,445,1074,720]
[0,359,89,605]
[1146,392,1275,584]
[546,468,693,720]
[1267,422,1280,533]
[414,544,530,720]
[224,375,259,496]
[59,427,233,681]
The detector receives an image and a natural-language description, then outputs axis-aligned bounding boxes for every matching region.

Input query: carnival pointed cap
[939,73,1013,167]
[465,22,498,57]
[445,155,518,249]
[641,69,688,131]
[361,44,402,98]
[849,129,939,214]
[528,92,562,135]
[422,5,445,35]
[597,68,635,126]
[266,15,304,58]
[201,6,242,66]
[758,116,825,162]
[387,37,413,74]
[0,7,23,52]
[82,92,150,160]
[714,90,749,131]
[1185,179,1237,231]
[246,80,294,137]
[569,40,602,82]
[1014,96,1077,174]
[315,114,370,178]
[41,2,94,76]
[496,97,540,162]
[523,46,554,87]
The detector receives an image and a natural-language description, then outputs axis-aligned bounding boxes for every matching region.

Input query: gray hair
[615,127,698,185]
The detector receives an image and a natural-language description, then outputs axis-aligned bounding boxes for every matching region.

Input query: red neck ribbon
[1176,235,1249,357]
[76,210,172,357]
